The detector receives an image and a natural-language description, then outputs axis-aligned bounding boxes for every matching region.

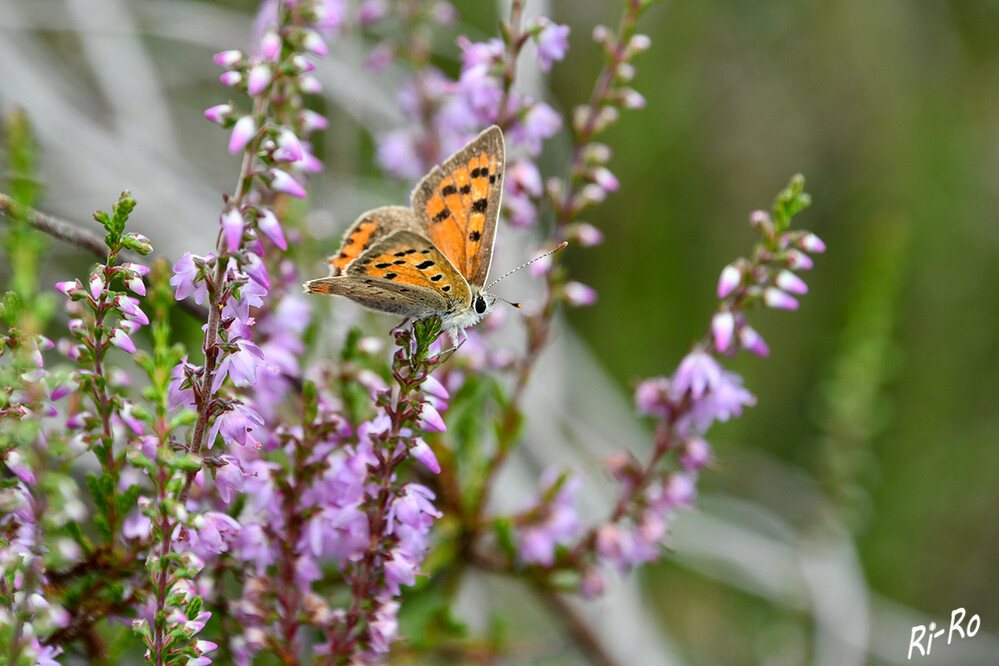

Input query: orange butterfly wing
[411,126,505,289]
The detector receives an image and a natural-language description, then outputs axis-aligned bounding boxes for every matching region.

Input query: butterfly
[304,126,507,336]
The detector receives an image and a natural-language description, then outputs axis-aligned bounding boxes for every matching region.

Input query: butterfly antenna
[485,241,568,291]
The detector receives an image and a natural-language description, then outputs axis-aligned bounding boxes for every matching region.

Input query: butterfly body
[305,126,505,336]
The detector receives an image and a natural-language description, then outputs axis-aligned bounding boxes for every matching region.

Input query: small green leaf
[86,473,109,518]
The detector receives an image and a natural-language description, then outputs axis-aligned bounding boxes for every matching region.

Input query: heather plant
[0,0,824,663]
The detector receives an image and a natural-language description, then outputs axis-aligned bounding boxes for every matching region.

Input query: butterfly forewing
[327,206,423,276]
[411,126,505,289]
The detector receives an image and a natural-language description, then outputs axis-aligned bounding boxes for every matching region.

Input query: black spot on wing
[416,260,435,269]
[441,184,457,196]
[430,274,443,282]
[468,231,481,242]
[472,199,488,213]
[384,273,398,280]
[375,262,391,269]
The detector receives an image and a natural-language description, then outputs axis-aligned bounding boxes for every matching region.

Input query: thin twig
[0,192,210,321]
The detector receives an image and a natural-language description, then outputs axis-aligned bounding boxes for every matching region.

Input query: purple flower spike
[634,376,670,418]
[717,264,741,299]
[268,169,307,198]
[247,63,272,96]
[409,438,441,474]
[228,116,257,154]
[204,103,233,125]
[712,311,735,353]
[256,208,287,250]
[109,328,136,354]
[763,287,799,311]
[220,208,245,253]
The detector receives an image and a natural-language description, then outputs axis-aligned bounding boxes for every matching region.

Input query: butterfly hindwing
[305,229,472,318]
[411,126,504,289]
[327,206,423,276]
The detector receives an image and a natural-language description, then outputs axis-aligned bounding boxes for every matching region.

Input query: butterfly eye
[474,294,488,315]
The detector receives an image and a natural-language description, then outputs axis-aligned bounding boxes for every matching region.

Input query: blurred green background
[3,0,999,663]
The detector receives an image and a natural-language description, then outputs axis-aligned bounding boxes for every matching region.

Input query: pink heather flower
[775,269,808,295]
[301,109,328,134]
[368,43,394,70]
[204,103,232,125]
[421,375,450,401]
[273,128,304,163]
[534,18,570,71]
[409,438,440,474]
[256,208,287,250]
[563,281,598,307]
[785,249,814,270]
[221,208,245,253]
[55,280,84,298]
[679,438,713,471]
[4,450,36,485]
[358,0,389,23]
[508,160,543,197]
[268,169,307,198]
[219,70,242,87]
[292,54,315,73]
[763,287,799,310]
[517,474,583,567]
[170,252,210,304]
[377,129,423,180]
[299,74,322,93]
[109,327,136,354]
[504,190,538,228]
[580,567,606,598]
[749,209,771,229]
[89,272,104,300]
[122,262,150,277]
[213,339,267,392]
[419,402,447,433]
[712,311,735,353]
[662,472,698,507]
[387,484,442,532]
[738,325,769,357]
[591,166,619,193]
[458,35,504,69]
[259,31,281,61]
[573,222,604,247]
[620,89,646,109]
[124,273,145,296]
[368,600,400,654]
[228,115,257,154]
[679,371,756,434]
[717,264,741,299]
[247,63,272,95]
[208,401,264,449]
[214,50,242,67]
[634,376,670,418]
[511,102,561,156]
[190,512,241,555]
[302,29,328,56]
[670,350,722,401]
[114,296,148,326]
[800,232,826,253]
[629,34,652,52]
